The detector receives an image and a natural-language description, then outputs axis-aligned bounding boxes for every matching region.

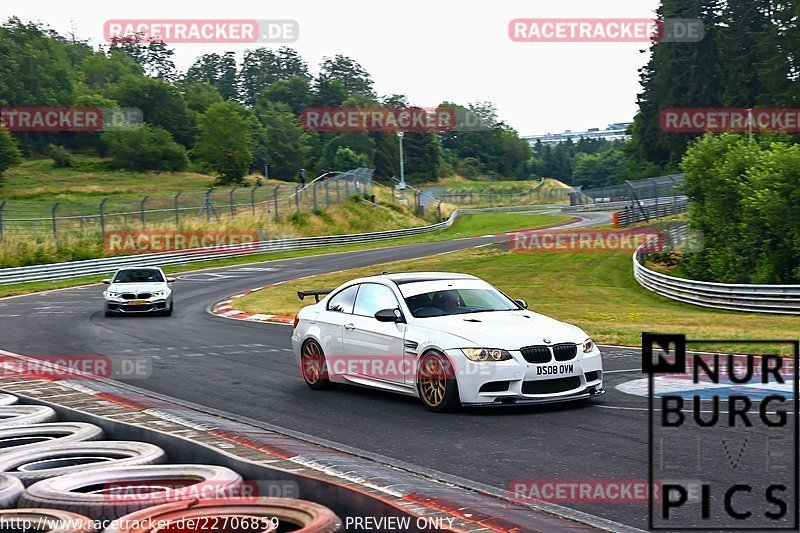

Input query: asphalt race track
[0,211,791,531]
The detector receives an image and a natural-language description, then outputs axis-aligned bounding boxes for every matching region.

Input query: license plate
[536,364,574,376]
[129,300,148,306]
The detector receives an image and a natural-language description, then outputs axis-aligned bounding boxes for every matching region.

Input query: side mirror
[166,277,177,283]
[375,308,403,323]
[514,299,528,309]
[102,279,111,285]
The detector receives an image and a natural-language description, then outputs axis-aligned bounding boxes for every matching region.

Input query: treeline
[630,1,800,284]
[526,138,663,190]
[629,0,800,168]
[0,18,532,184]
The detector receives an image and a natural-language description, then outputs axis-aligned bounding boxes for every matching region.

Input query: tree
[258,102,308,181]
[0,128,22,178]
[181,82,223,113]
[192,102,253,184]
[403,130,442,182]
[111,75,195,146]
[108,33,176,81]
[239,47,310,105]
[317,55,375,97]
[333,146,367,170]
[185,52,238,100]
[261,76,311,114]
[102,125,188,171]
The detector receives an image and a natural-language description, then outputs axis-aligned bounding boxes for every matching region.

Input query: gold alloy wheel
[301,342,324,384]
[419,356,447,407]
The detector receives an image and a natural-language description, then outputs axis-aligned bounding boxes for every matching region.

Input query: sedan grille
[520,346,551,364]
[552,343,578,361]
[121,293,151,300]
[522,376,581,395]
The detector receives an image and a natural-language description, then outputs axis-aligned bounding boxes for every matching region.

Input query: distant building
[522,122,633,147]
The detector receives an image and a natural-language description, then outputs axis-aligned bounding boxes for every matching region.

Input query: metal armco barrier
[633,225,800,315]
[0,205,549,286]
[614,197,689,226]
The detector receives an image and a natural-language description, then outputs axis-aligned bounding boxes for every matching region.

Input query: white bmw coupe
[291,272,604,412]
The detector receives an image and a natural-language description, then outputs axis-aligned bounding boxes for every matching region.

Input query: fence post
[251,184,260,215]
[52,202,61,242]
[0,200,5,242]
[312,183,318,212]
[140,196,148,227]
[325,181,330,209]
[204,188,214,221]
[229,186,238,217]
[295,185,301,213]
[99,198,109,239]
[345,178,351,196]
[172,192,181,226]
[274,185,280,219]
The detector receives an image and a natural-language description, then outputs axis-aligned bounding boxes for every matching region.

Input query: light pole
[397,131,405,190]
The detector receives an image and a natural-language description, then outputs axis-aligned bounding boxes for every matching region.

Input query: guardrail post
[52,202,61,242]
[99,198,109,239]
[229,186,238,217]
[0,200,5,242]
[140,196,148,227]
[251,184,260,215]
[173,192,181,225]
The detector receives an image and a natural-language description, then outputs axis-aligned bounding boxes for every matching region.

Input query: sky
[2,0,661,136]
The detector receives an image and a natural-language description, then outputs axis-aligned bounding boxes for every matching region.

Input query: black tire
[162,302,173,317]
[20,464,243,522]
[105,497,342,533]
[0,509,96,532]
[0,441,167,486]
[417,352,461,412]
[0,473,23,507]
[300,340,331,390]
[0,423,103,453]
[104,309,116,317]
[0,405,58,427]
[0,393,18,406]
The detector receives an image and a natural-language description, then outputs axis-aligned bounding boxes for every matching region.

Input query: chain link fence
[0,169,373,242]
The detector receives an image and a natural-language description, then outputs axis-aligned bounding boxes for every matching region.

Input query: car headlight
[461,348,512,362]
[151,291,169,297]
[583,338,596,353]
[104,292,120,298]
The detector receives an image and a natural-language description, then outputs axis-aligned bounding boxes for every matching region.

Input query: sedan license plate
[129,300,148,306]
[536,363,574,376]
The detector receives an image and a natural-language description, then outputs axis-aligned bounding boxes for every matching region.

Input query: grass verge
[0,210,569,299]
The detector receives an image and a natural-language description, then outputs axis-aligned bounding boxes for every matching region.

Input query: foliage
[102,125,188,171]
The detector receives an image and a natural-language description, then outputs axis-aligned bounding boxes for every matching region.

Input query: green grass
[235,246,799,352]
[0,211,572,298]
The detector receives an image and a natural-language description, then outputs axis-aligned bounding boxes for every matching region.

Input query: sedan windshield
[404,288,519,318]
[113,269,165,283]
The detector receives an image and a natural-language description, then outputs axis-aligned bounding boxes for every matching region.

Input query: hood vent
[463,318,482,322]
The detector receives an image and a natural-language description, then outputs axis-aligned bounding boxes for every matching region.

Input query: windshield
[113,269,165,283]
[404,288,519,318]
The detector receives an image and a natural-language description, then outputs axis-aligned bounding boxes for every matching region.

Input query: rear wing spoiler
[297,289,333,302]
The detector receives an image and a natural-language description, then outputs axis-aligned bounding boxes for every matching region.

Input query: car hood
[107,282,168,293]
[412,310,585,349]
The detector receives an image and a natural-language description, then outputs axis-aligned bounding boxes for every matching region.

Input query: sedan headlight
[151,291,169,298]
[461,348,512,362]
[583,338,596,353]
[103,292,120,298]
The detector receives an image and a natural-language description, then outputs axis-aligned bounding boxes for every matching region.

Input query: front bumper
[106,298,169,314]
[445,347,604,406]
